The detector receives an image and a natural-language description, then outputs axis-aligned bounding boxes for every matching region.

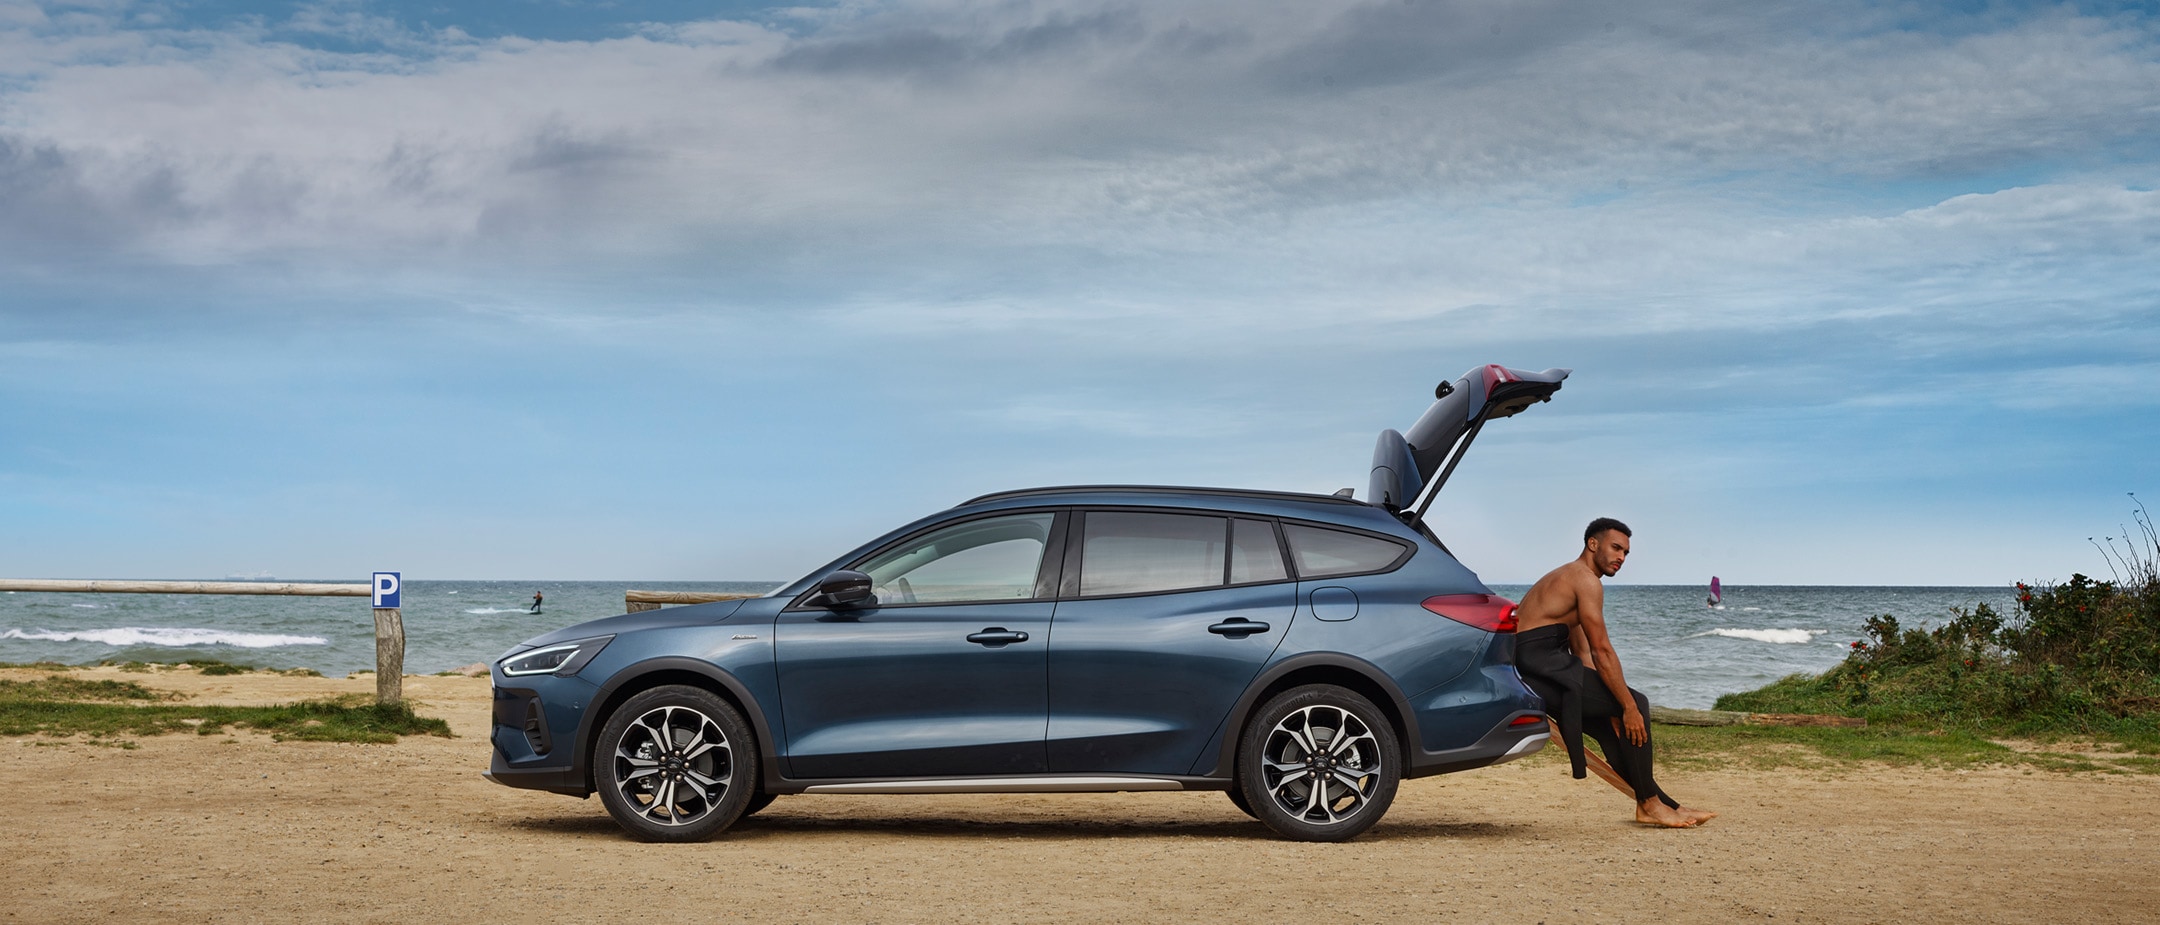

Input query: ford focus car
[487,364,1570,842]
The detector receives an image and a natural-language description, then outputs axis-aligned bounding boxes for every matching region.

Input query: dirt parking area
[3,667,2157,924]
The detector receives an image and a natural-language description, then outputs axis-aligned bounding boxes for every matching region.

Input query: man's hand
[1619,708,1647,747]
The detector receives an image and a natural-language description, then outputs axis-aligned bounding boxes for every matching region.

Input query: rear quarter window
[1282,523,1411,578]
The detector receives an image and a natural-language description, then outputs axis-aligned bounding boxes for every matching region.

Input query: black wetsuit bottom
[1516,623,1678,809]
[1575,669,1677,809]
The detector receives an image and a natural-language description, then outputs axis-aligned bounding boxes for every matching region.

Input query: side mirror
[809,570,874,609]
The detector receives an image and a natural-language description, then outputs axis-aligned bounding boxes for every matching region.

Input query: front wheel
[594,685,759,842]
[1225,787,1257,819]
[1235,684,1400,842]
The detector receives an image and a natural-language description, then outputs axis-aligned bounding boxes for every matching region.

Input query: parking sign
[373,572,401,608]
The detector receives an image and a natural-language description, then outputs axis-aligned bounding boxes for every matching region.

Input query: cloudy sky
[2,0,2155,585]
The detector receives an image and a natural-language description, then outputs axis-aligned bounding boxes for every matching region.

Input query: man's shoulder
[1523,561,1582,603]
[1542,559,1604,600]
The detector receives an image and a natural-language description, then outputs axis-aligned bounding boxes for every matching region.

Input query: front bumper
[485,677,599,797]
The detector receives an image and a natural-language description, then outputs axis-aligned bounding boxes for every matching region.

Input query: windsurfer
[1514,518,1717,828]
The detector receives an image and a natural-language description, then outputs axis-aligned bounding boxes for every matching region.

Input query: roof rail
[961,484,1366,507]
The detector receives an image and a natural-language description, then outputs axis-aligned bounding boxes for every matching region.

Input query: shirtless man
[1514,518,1715,828]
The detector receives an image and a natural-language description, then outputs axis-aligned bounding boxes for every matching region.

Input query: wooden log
[1547,726,1636,799]
[1649,705,1864,728]
[623,590,763,609]
[0,579,369,596]
[373,607,404,706]
[1744,712,1866,728]
[1648,706,1749,726]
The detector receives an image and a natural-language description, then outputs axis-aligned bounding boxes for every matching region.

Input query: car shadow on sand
[502,810,1531,843]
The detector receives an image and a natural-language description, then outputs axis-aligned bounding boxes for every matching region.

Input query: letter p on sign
[373,572,402,608]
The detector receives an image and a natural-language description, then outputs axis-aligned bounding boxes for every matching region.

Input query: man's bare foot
[1635,800,1699,828]
[1676,805,1718,825]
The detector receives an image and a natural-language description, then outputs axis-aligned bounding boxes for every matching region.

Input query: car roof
[957,485,1391,523]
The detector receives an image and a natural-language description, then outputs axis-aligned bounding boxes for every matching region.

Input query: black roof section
[961,484,1366,508]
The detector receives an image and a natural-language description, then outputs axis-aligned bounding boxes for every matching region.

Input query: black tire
[742,792,778,818]
[594,685,759,842]
[1225,786,1258,819]
[1235,684,1400,842]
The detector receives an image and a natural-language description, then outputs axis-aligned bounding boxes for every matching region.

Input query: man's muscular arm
[1573,570,1647,746]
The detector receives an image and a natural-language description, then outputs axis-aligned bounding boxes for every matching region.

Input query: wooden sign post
[371,572,405,706]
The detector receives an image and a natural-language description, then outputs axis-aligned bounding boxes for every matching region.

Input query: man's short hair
[1584,517,1632,543]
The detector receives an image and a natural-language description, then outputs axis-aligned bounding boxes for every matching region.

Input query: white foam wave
[1741,607,1763,612]
[1,627,328,648]
[71,603,102,609]
[1692,628,1824,645]
[461,607,533,615]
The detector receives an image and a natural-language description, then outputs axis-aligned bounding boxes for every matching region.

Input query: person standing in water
[1514,518,1716,828]
[530,591,543,615]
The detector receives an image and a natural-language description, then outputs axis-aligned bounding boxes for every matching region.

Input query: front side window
[1079,511,1227,597]
[857,512,1056,605]
[1282,523,1411,578]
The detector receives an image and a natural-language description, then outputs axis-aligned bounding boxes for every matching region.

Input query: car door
[1045,511,1297,775]
[775,510,1063,779]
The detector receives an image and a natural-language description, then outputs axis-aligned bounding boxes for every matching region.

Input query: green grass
[0,673,452,744]
[0,674,173,703]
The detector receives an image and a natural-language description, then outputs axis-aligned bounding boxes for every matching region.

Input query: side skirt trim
[802,776,1186,794]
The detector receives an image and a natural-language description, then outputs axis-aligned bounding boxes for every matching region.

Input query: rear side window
[1080,512,1225,597]
[1282,523,1411,578]
[1229,518,1288,585]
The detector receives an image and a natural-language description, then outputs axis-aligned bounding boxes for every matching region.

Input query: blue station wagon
[487,364,1571,841]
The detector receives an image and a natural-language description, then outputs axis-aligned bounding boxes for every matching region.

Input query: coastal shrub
[1719,495,2160,747]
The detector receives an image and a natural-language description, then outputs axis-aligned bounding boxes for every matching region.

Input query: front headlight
[499,635,614,677]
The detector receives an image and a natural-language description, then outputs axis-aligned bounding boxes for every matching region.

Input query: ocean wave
[1,627,328,648]
[461,607,534,615]
[1692,628,1824,645]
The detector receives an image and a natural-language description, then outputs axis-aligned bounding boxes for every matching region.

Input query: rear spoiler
[1368,364,1571,522]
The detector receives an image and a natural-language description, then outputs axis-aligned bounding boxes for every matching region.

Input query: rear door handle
[1208,619,1270,638]
[966,627,1030,647]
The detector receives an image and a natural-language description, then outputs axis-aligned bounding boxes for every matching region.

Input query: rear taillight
[1422,593,1518,632]
[1509,715,1544,727]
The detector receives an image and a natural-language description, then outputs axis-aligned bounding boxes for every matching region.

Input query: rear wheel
[594,685,758,842]
[1235,684,1400,842]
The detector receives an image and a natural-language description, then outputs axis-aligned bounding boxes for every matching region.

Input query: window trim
[783,508,1069,611]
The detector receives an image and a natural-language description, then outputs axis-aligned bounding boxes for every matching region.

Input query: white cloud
[4,1,2156,274]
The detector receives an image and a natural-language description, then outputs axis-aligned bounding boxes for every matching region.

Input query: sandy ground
[4,666,2158,925]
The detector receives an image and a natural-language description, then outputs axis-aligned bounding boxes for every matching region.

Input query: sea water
[0,580,782,679]
[1,581,2015,709]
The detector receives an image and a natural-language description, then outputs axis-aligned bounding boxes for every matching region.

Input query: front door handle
[966,627,1030,648]
[1208,619,1271,639]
